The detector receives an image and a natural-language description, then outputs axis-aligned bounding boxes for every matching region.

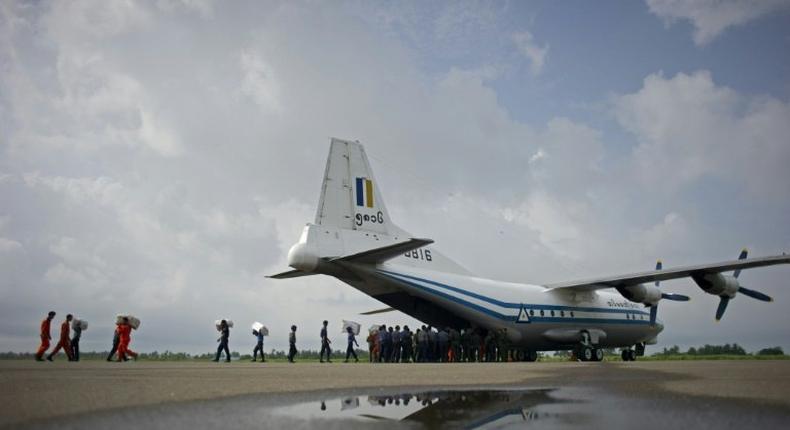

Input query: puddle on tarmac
[269,389,583,428]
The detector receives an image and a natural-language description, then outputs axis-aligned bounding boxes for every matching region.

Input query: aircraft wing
[545,254,790,292]
[330,238,434,264]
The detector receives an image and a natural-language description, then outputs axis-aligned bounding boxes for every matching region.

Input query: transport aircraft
[270,138,790,361]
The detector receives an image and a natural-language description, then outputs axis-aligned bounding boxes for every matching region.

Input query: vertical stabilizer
[315,138,393,234]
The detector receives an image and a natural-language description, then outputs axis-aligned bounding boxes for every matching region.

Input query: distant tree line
[653,344,784,356]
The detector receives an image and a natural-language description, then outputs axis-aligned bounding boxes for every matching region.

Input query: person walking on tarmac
[117,317,138,361]
[213,319,231,362]
[319,320,332,363]
[287,325,298,363]
[46,314,74,361]
[107,322,121,361]
[344,326,359,363]
[251,327,266,362]
[35,311,56,361]
[71,320,83,361]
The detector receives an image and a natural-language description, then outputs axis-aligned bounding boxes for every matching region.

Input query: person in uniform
[319,320,332,363]
[117,317,138,361]
[287,325,298,363]
[366,329,376,362]
[46,314,73,361]
[469,330,481,362]
[437,328,449,362]
[71,319,83,361]
[416,326,428,362]
[427,326,437,362]
[35,311,56,361]
[392,325,401,363]
[449,328,461,362]
[107,321,121,361]
[401,325,413,363]
[385,326,394,362]
[344,326,359,362]
[213,319,231,362]
[252,327,265,362]
[377,325,387,363]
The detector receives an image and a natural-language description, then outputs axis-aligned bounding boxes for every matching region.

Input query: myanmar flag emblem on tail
[355,177,374,208]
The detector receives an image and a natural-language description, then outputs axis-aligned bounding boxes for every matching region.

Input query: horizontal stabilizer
[266,269,316,279]
[359,307,396,316]
[331,238,434,265]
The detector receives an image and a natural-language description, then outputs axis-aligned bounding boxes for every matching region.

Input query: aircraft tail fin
[315,138,394,234]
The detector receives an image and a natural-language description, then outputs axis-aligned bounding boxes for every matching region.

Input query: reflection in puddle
[272,389,578,428]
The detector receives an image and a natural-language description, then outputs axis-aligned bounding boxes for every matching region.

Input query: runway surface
[2,360,789,429]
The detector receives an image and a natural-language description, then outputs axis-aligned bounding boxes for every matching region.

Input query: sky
[1,0,790,355]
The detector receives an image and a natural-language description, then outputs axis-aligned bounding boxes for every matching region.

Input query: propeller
[649,260,691,325]
[715,249,773,321]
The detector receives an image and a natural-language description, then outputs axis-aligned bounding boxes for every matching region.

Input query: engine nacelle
[617,284,662,306]
[693,273,739,298]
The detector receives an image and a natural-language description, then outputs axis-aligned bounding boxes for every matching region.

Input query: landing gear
[581,346,593,361]
[516,349,538,362]
[593,348,604,362]
[621,349,637,361]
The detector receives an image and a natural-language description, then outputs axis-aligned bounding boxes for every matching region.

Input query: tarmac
[2,360,790,429]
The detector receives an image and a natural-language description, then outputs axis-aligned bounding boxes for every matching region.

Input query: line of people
[35,312,81,362]
[35,311,138,362]
[367,325,513,363]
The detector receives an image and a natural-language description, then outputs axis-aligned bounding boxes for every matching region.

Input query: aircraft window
[550,310,555,317]
[570,311,575,317]
[560,310,565,317]
[540,310,544,317]
[529,310,534,316]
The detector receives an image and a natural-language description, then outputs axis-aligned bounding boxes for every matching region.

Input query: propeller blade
[715,296,730,321]
[738,286,773,302]
[655,260,662,286]
[733,248,748,278]
[661,292,690,301]
[650,305,658,325]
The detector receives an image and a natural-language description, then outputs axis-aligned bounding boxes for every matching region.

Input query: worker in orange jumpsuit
[116,317,138,361]
[46,314,74,361]
[35,311,56,361]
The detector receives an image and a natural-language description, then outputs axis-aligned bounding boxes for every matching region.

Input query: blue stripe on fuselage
[378,269,649,316]
[376,270,651,326]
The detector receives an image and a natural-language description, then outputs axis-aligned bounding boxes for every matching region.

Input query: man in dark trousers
[71,319,83,361]
[319,320,332,363]
[35,311,56,361]
[46,314,73,361]
[107,321,120,361]
[213,319,231,362]
[392,325,402,363]
[344,326,359,362]
[288,325,298,363]
[251,327,265,362]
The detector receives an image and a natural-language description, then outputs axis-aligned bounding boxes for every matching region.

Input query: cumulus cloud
[647,0,790,45]
[614,70,790,195]
[512,31,548,75]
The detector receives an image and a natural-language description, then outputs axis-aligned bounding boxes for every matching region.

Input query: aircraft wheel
[593,348,604,362]
[621,350,629,361]
[526,350,538,362]
[628,349,637,361]
[581,346,593,362]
